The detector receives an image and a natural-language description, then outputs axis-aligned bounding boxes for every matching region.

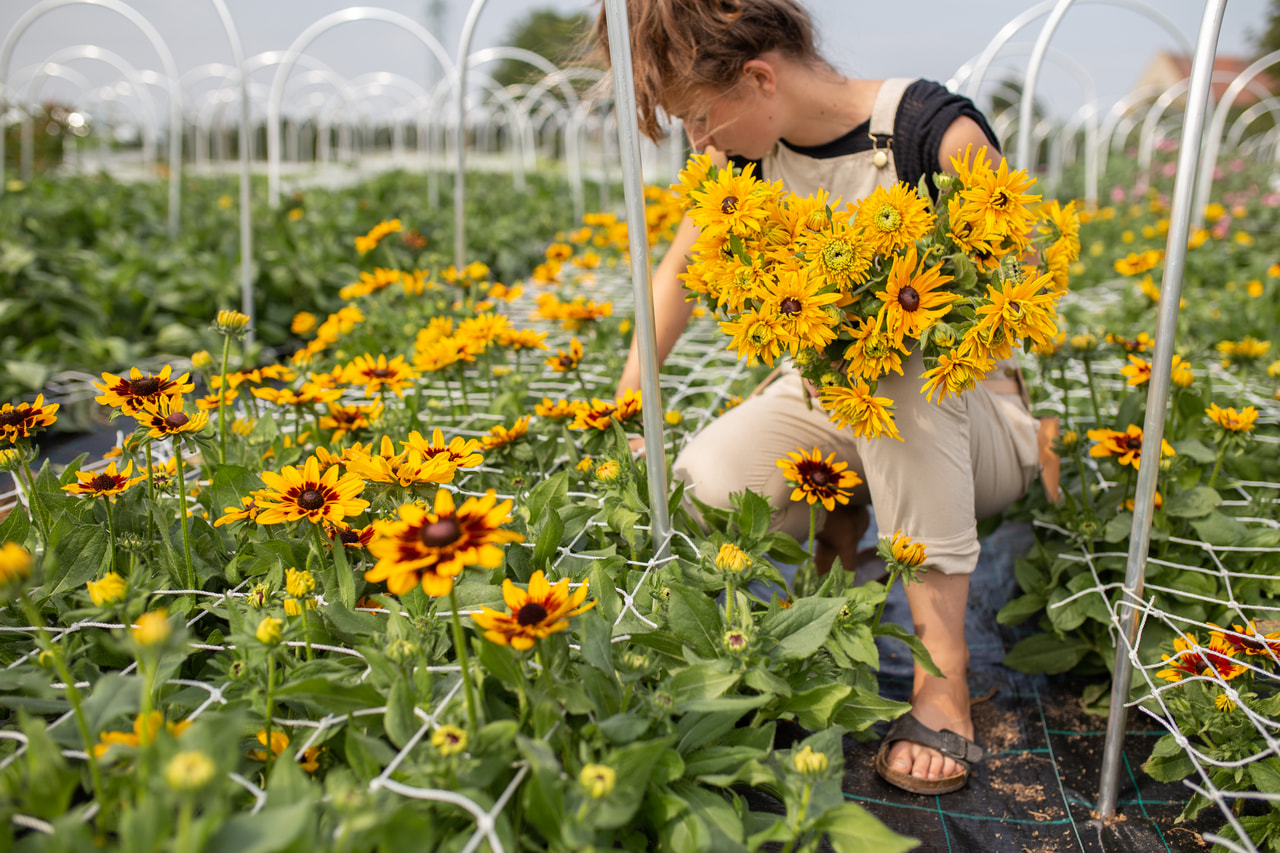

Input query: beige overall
[673,79,1041,575]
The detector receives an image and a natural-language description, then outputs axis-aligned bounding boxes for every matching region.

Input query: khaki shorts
[673,353,1040,575]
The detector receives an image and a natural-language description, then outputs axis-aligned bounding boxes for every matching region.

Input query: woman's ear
[741,57,778,97]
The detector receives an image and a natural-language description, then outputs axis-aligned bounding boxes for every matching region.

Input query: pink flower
[1110,186,1127,203]
[1213,166,1224,180]
[1262,193,1280,208]
[1229,158,1244,173]
[1161,162,1177,178]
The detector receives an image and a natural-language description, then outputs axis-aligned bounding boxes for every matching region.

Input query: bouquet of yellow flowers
[673,146,1080,440]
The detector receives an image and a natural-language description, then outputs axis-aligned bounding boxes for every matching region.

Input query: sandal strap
[883,714,984,766]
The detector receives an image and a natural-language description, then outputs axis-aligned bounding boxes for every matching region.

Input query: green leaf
[45,521,110,597]
[4,360,50,391]
[524,470,568,527]
[760,596,846,661]
[627,630,686,661]
[1192,511,1248,545]
[816,802,919,853]
[668,663,739,706]
[205,800,314,853]
[476,637,525,689]
[668,586,723,658]
[1143,733,1195,782]
[1003,632,1092,674]
[996,591,1047,626]
[531,506,564,573]
[736,490,772,540]
[873,622,942,677]
[1104,512,1133,543]
[1248,756,1280,794]
[383,679,420,749]
[576,607,616,678]
[0,500,30,547]
[1164,486,1221,519]
[1171,438,1217,464]
[774,683,851,730]
[831,685,910,733]
[597,712,650,743]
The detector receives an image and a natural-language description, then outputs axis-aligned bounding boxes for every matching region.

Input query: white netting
[0,263,767,847]
[1022,289,1280,851]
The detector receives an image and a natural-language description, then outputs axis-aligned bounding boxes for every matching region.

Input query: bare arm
[937,115,998,175]
[615,146,729,396]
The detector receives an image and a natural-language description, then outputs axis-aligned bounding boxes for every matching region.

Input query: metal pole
[455,0,489,271]
[1016,0,1072,173]
[601,0,671,560]
[210,0,255,347]
[1095,0,1227,820]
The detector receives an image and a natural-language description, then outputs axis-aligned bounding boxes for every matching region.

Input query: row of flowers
[0,189,924,851]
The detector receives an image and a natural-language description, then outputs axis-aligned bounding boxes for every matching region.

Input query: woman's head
[591,0,825,142]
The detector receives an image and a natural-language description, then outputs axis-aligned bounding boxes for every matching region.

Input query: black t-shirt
[729,79,999,201]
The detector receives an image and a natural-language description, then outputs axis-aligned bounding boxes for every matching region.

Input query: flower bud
[793,744,829,776]
[0,541,33,590]
[432,725,467,756]
[131,609,171,646]
[214,309,251,336]
[87,572,127,607]
[255,616,283,646]
[579,763,616,798]
[166,750,216,792]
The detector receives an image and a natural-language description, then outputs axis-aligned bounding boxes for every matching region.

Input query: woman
[593,0,1041,795]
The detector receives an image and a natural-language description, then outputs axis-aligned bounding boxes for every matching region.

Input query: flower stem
[872,568,899,632]
[218,333,233,465]
[19,592,105,822]
[145,441,157,504]
[1209,444,1227,489]
[447,586,479,731]
[17,458,50,549]
[172,441,196,590]
[1082,355,1103,428]
[725,578,735,625]
[102,497,118,576]
[264,652,277,776]
[1073,446,1092,512]
[175,800,196,853]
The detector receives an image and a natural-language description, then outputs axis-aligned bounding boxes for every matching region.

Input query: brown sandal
[874,714,984,795]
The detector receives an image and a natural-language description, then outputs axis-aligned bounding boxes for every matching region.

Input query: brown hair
[590,0,824,141]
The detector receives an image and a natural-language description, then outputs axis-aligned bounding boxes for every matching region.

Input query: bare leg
[814,503,868,575]
[887,572,973,781]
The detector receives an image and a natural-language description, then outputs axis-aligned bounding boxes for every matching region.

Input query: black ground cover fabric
[849,522,1225,852]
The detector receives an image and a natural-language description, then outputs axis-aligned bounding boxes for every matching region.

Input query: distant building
[1131,51,1275,106]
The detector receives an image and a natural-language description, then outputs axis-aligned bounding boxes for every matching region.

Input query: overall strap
[867,77,914,170]
[869,77,915,138]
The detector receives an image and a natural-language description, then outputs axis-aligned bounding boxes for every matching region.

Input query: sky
[0,0,1272,127]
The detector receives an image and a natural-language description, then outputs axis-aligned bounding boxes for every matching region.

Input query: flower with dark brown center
[720,196,738,214]
[470,569,595,650]
[897,285,920,312]
[366,490,522,597]
[253,456,369,526]
[516,602,549,626]
[420,517,462,547]
[134,396,209,440]
[0,394,59,444]
[130,377,161,397]
[777,446,862,512]
[779,297,802,315]
[62,460,146,499]
[94,366,193,414]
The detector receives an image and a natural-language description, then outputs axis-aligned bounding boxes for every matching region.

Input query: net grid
[0,267,763,848]
[9,267,1279,849]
